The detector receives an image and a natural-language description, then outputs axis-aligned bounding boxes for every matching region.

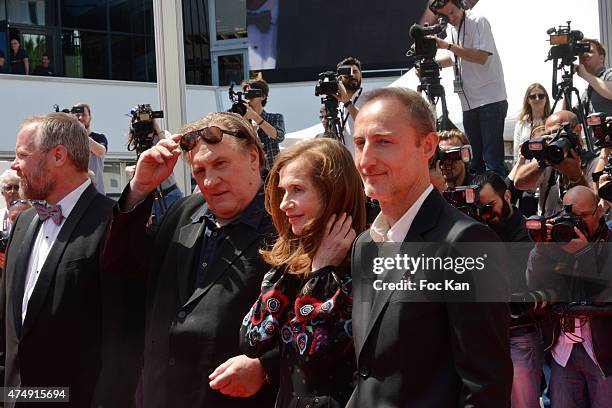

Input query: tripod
[130,128,168,218]
[416,59,456,132]
[550,63,595,152]
[321,95,344,143]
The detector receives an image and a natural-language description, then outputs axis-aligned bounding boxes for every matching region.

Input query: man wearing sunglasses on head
[103,112,277,408]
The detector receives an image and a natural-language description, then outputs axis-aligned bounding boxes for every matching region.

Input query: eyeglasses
[179,126,246,152]
[2,184,19,192]
[9,199,29,207]
[528,93,546,101]
[429,0,450,9]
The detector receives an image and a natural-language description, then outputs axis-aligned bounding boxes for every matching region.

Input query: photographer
[126,117,184,219]
[526,186,612,407]
[335,56,362,156]
[474,171,544,408]
[428,0,508,176]
[438,129,472,188]
[241,78,285,169]
[72,102,108,194]
[576,39,612,116]
[514,110,598,217]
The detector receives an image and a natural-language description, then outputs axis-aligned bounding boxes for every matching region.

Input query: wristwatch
[447,43,453,51]
[344,100,353,108]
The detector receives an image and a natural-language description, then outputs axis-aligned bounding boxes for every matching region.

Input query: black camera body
[315,71,340,97]
[526,205,588,243]
[53,104,85,114]
[588,112,612,149]
[127,104,164,154]
[228,83,262,116]
[546,21,590,67]
[434,145,472,164]
[442,185,493,221]
[520,123,581,167]
[408,16,448,61]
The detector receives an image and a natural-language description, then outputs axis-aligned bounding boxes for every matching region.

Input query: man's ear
[423,131,439,161]
[51,145,69,168]
[248,145,260,171]
[504,189,512,206]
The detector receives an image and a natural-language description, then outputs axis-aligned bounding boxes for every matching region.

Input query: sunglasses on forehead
[179,126,247,152]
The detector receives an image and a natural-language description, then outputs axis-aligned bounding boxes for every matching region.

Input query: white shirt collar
[370,185,434,243]
[54,179,92,224]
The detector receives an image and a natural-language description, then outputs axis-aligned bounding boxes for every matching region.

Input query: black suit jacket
[348,189,512,407]
[0,183,142,408]
[102,187,278,408]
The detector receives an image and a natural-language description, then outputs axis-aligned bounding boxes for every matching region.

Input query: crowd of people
[0,0,612,407]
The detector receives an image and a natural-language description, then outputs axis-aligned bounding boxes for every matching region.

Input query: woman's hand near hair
[311,213,356,271]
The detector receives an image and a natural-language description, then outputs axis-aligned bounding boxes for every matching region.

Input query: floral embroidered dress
[240,265,355,408]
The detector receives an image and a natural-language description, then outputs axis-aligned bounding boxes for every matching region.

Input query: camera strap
[340,87,362,137]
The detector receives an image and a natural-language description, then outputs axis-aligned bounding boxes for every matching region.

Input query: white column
[152,0,192,195]
[599,0,612,68]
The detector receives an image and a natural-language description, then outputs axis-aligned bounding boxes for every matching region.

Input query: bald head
[545,110,579,133]
[564,186,598,210]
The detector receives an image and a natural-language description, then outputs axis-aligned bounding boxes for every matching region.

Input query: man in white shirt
[0,113,141,408]
[348,87,511,407]
[429,0,508,177]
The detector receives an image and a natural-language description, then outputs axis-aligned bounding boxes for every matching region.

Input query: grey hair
[26,113,90,172]
[0,169,20,189]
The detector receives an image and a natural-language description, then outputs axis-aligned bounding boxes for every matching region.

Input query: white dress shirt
[22,179,91,323]
[552,318,602,370]
[370,185,434,243]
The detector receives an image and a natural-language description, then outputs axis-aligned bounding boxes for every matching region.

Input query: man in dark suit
[0,113,142,407]
[102,112,277,407]
[348,87,512,407]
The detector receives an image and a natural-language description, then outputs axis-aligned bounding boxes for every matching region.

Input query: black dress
[241,265,355,408]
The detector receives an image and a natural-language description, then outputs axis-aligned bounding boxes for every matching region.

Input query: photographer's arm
[434,37,488,65]
[513,159,545,191]
[89,137,106,158]
[337,82,359,120]
[576,64,612,100]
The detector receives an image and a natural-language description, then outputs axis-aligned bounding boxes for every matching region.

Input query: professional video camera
[525,205,588,243]
[433,144,472,168]
[442,185,493,221]
[520,122,581,167]
[314,69,351,142]
[53,104,85,114]
[588,112,612,149]
[510,289,559,318]
[127,104,164,155]
[228,82,262,116]
[406,16,454,131]
[546,21,591,67]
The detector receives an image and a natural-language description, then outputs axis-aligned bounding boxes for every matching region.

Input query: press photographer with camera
[437,129,472,188]
[514,110,598,217]
[126,105,184,219]
[72,103,108,194]
[240,78,285,169]
[576,39,612,115]
[335,57,362,154]
[526,185,612,407]
[472,171,545,408]
[428,0,508,177]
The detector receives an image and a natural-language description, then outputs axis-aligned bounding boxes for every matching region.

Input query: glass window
[110,34,131,80]
[7,0,58,26]
[110,0,152,35]
[218,53,243,86]
[183,0,211,85]
[0,0,6,20]
[215,0,246,41]
[61,0,107,30]
[22,32,54,73]
[62,29,108,79]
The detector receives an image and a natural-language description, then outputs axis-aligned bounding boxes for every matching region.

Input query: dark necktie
[30,200,63,225]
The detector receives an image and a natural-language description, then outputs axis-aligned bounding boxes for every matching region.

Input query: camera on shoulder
[228,83,262,116]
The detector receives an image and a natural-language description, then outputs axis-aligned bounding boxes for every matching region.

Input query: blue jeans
[550,343,612,408]
[462,100,508,176]
[511,331,545,408]
[152,186,183,220]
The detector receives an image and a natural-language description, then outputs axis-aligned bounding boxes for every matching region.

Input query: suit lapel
[21,184,98,337]
[352,232,377,359]
[176,220,206,305]
[11,211,40,337]
[358,190,444,357]
[181,224,260,309]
